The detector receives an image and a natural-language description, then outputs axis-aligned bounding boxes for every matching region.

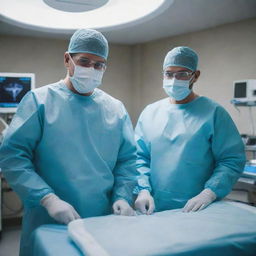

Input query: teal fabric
[67,201,256,256]
[32,225,82,256]
[0,81,137,255]
[68,29,109,59]
[135,96,246,211]
[31,202,256,256]
[163,46,198,71]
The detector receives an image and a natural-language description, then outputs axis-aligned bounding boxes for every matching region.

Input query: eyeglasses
[75,57,106,71]
[163,71,194,80]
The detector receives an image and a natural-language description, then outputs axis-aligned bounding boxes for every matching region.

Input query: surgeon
[0,29,137,256]
[134,46,246,215]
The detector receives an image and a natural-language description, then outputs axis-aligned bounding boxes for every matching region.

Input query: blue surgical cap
[68,29,109,60]
[163,46,198,71]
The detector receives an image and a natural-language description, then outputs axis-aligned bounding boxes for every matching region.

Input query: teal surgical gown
[0,81,137,256]
[135,96,246,211]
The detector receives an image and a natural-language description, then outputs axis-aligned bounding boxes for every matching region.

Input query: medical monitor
[233,79,256,103]
[0,72,35,113]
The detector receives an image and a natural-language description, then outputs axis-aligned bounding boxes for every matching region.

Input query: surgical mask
[163,77,193,101]
[69,58,104,94]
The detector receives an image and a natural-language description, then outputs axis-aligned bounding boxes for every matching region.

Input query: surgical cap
[68,29,109,60]
[163,46,198,71]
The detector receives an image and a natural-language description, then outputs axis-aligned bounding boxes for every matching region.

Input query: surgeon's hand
[183,188,216,213]
[112,199,136,216]
[134,189,155,215]
[41,193,81,224]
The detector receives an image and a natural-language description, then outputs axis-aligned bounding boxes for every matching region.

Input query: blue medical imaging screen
[0,76,32,108]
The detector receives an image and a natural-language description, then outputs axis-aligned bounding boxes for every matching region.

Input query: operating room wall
[135,18,256,135]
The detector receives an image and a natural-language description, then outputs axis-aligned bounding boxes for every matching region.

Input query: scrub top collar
[166,95,203,109]
[59,80,100,100]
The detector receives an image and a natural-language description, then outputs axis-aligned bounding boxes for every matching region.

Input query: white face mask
[69,57,104,94]
[163,76,193,101]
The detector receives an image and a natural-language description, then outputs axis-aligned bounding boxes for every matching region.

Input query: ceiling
[0,0,256,44]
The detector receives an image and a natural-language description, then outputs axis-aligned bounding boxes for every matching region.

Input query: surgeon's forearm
[3,166,53,207]
[112,178,136,205]
[204,164,243,198]
[135,165,152,192]
[112,159,137,204]
[1,145,53,207]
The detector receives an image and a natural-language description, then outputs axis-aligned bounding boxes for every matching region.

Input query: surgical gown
[135,96,245,211]
[0,81,137,256]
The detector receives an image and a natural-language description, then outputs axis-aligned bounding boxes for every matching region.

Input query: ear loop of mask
[189,73,196,89]
[68,54,76,76]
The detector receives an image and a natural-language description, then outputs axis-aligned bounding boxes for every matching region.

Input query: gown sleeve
[0,91,54,207]
[134,109,152,193]
[112,106,138,204]
[205,106,246,198]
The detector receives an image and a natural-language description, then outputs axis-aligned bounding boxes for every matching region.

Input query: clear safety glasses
[163,71,194,80]
[75,57,106,71]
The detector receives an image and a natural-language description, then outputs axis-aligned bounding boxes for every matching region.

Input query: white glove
[134,189,155,215]
[41,193,81,224]
[112,199,136,216]
[183,189,216,213]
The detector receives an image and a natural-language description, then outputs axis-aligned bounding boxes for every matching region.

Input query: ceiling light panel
[0,0,173,33]
[43,0,108,13]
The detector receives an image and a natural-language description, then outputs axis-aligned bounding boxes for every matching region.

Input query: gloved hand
[134,189,155,215]
[41,193,81,224]
[183,188,216,213]
[112,199,136,216]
